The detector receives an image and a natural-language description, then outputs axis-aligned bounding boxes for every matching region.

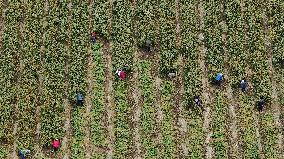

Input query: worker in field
[115,68,126,80]
[76,91,84,106]
[194,95,201,106]
[52,139,61,152]
[18,149,30,159]
[167,69,177,79]
[240,79,248,92]
[145,40,152,52]
[214,73,223,85]
[194,95,202,107]
[91,31,96,43]
[257,96,265,112]
[194,95,205,111]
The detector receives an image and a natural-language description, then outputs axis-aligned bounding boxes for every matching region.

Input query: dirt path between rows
[152,7,163,158]
[239,1,264,158]
[104,43,115,159]
[221,26,240,159]
[62,2,73,159]
[264,12,283,158]
[131,1,142,159]
[11,10,25,159]
[34,1,49,157]
[197,1,213,158]
[84,0,95,158]
[104,0,115,158]
[220,4,240,157]
[174,0,188,156]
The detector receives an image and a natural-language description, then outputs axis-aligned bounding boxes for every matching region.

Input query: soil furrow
[197,1,213,158]
[174,0,188,156]
[84,0,95,158]
[221,6,240,156]
[11,8,25,159]
[62,1,72,159]
[104,43,115,159]
[131,0,142,158]
[34,1,48,157]
[104,0,114,158]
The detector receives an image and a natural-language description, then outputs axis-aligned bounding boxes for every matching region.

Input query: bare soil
[10,13,25,159]
[62,1,73,159]
[104,43,115,159]
[83,0,96,158]
[197,1,213,158]
[174,0,188,156]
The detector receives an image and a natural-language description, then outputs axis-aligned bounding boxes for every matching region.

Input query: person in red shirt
[115,69,126,80]
[52,139,61,152]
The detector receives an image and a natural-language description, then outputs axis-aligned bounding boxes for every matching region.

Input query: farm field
[0,0,283,159]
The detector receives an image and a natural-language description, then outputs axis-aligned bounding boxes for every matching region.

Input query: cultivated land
[0,0,283,159]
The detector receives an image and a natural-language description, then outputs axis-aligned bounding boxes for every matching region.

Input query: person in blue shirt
[214,73,223,85]
[18,149,30,159]
[76,91,84,106]
[240,79,248,92]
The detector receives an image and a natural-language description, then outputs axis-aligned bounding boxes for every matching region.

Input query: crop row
[204,1,228,158]
[41,0,65,148]
[136,0,158,49]
[112,0,134,158]
[0,2,17,145]
[135,0,159,158]
[91,1,109,158]
[0,0,10,152]
[69,0,89,158]
[0,1,8,152]
[15,0,40,152]
[224,1,259,158]
[180,0,204,158]
[93,0,109,39]
[159,0,178,74]
[0,148,7,158]
[137,61,158,158]
[271,0,284,140]
[160,80,177,158]
[90,43,107,158]
[244,1,279,158]
[158,0,178,158]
